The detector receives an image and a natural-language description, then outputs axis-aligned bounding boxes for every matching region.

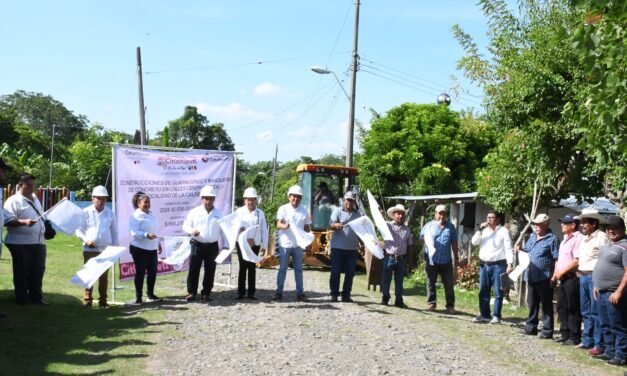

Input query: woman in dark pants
[129,192,161,304]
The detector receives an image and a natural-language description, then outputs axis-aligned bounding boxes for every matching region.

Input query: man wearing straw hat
[517,213,559,338]
[574,208,609,356]
[381,204,414,308]
[75,185,118,308]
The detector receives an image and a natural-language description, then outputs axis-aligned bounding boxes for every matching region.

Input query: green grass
[0,233,184,375]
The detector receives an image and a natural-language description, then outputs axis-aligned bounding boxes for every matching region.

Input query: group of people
[469,207,627,367]
[1,162,626,367]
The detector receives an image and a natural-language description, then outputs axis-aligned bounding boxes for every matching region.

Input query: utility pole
[346,0,360,168]
[137,47,147,145]
[48,124,56,188]
[270,144,278,202]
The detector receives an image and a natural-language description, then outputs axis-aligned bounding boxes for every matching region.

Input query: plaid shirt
[523,231,559,282]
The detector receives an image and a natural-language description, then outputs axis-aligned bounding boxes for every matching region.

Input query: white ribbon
[237,225,263,263]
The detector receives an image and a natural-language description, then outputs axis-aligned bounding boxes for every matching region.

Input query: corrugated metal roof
[386,192,478,202]
[558,196,619,214]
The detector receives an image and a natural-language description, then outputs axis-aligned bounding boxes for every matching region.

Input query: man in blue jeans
[593,215,627,366]
[274,185,312,302]
[471,211,513,324]
[575,208,609,355]
[328,191,362,302]
[381,204,414,308]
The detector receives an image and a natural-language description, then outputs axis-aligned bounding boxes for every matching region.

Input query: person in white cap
[574,208,609,355]
[234,187,268,300]
[182,185,226,302]
[328,191,363,303]
[274,185,312,302]
[421,204,459,314]
[516,213,559,338]
[381,204,414,308]
[75,185,118,308]
[471,211,513,324]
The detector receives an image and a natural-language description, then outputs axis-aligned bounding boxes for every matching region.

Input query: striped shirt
[384,222,413,256]
[523,231,559,282]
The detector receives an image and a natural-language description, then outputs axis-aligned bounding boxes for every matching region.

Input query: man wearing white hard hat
[328,191,362,303]
[182,185,226,302]
[75,185,118,307]
[274,185,312,302]
[381,204,414,308]
[234,187,268,300]
[574,208,609,354]
[516,213,559,338]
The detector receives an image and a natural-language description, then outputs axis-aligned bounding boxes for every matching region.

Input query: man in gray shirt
[329,191,362,302]
[593,215,627,366]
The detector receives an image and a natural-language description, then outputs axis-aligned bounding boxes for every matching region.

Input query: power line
[360,0,415,49]
[145,51,351,75]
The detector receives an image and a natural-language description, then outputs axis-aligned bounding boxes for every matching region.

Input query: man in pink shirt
[551,213,584,345]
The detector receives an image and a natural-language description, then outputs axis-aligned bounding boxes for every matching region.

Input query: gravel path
[147,259,622,376]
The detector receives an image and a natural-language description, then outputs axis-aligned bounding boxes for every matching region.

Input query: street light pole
[346,0,360,168]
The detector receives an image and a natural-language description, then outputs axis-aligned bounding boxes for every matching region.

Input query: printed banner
[366,190,393,241]
[346,216,384,259]
[46,198,85,235]
[70,246,126,288]
[114,145,235,280]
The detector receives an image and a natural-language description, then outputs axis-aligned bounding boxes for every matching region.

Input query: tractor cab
[296,164,359,266]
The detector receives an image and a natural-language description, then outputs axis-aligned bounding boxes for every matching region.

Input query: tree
[0,90,88,147]
[160,106,234,151]
[357,104,496,198]
[566,0,627,204]
[453,0,608,212]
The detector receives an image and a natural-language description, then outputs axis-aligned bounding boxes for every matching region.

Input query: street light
[310,66,350,100]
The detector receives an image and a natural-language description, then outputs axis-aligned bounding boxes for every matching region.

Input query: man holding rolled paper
[182,185,226,302]
[75,185,118,308]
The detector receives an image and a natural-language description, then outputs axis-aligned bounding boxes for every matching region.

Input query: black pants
[425,261,456,308]
[237,243,260,297]
[187,240,219,295]
[557,274,582,341]
[130,245,158,299]
[526,279,554,335]
[7,243,46,304]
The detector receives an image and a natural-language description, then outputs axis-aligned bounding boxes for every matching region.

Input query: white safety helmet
[92,185,109,197]
[287,185,303,197]
[243,187,258,198]
[199,186,216,197]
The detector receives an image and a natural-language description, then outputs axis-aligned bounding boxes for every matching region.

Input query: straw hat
[574,208,606,224]
[386,204,406,218]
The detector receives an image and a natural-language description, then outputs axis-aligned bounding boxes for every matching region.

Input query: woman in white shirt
[128,192,161,304]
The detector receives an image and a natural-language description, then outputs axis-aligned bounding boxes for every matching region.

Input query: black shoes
[538,332,553,339]
[297,294,310,302]
[553,336,568,343]
[341,296,353,303]
[394,299,408,309]
[331,295,339,302]
[146,295,162,303]
[272,293,283,301]
[381,297,390,306]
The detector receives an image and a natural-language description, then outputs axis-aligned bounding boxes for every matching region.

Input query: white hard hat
[199,186,216,197]
[243,187,258,198]
[92,185,109,197]
[287,185,303,197]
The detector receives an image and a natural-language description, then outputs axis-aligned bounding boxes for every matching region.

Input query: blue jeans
[329,248,358,297]
[478,261,506,318]
[381,256,405,299]
[580,274,603,348]
[597,290,627,361]
[276,247,304,295]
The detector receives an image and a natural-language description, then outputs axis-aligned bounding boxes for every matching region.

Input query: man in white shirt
[75,185,118,308]
[3,173,46,305]
[0,157,12,317]
[182,185,226,302]
[274,185,312,302]
[234,187,268,300]
[471,211,513,324]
